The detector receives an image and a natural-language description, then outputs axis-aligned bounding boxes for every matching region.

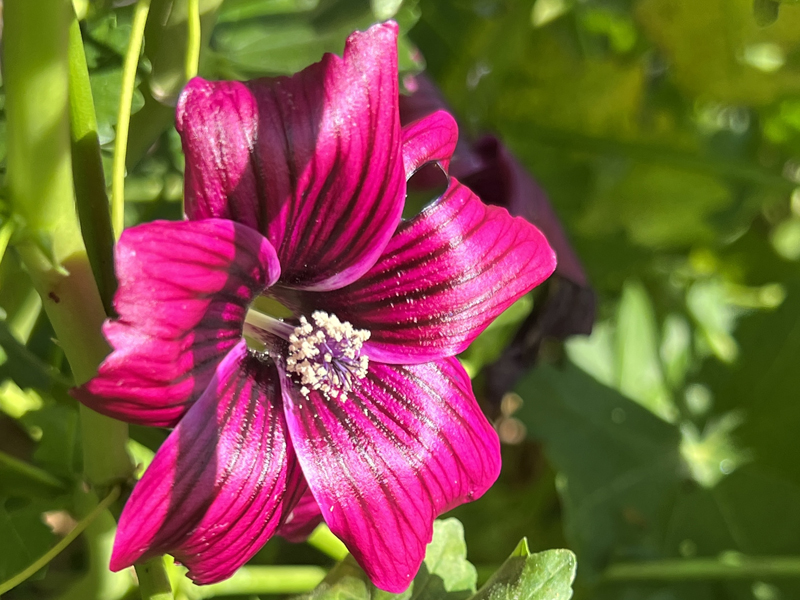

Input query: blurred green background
[3,0,800,599]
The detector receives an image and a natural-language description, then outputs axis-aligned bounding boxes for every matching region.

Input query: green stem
[0,486,120,596]
[57,489,131,600]
[135,557,174,600]
[0,450,68,498]
[111,0,152,239]
[68,13,117,315]
[307,524,349,561]
[603,555,800,582]
[185,0,201,80]
[192,566,327,598]
[5,0,132,487]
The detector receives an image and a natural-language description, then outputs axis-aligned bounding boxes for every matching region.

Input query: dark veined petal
[111,341,304,584]
[277,485,324,543]
[401,110,458,179]
[177,23,405,291]
[281,357,500,593]
[74,219,279,427]
[290,178,557,364]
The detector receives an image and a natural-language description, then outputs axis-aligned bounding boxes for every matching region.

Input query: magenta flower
[76,22,556,592]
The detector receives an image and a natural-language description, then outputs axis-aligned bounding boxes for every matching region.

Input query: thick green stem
[135,558,174,600]
[112,0,152,239]
[192,566,327,598]
[68,14,117,315]
[603,555,800,582]
[307,524,349,561]
[5,0,132,487]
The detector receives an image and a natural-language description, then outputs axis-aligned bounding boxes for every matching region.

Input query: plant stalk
[604,555,800,582]
[111,0,152,239]
[4,0,132,488]
[0,486,120,596]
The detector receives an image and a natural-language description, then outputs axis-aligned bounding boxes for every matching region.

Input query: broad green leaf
[469,541,576,600]
[0,321,71,395]
[88,68,144,144]
[699,276,800,487]
[515,363,683,576]
[0,451,67,499]
[567,282,677,422]
[144,0,225,104]
[212,0,421,79]
[614,281,677,422]
[299,518,477,600]
[578,164,732,249]
[565,321,615,388]
[413,519,477,600]
[0,497,55,582]
[21,404,82,479]
[516,357,800,596]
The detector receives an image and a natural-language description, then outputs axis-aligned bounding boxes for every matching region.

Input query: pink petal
[277,485,324,543]
[75,219,279,426]
[289,179,557,364]
[177,22,405,291]
[111,341,304,584]
[281,357,500,593]
[401,110,458,179]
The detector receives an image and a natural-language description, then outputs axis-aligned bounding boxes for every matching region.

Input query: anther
[286,311,370,401]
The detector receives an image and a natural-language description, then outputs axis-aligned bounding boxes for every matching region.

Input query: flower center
[286,311,370,401]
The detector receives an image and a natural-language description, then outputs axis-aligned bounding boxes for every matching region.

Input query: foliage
[2,0,800,598]
[298,520,575,600]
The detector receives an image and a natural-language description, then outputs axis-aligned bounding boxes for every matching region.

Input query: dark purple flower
[76,23,556,592]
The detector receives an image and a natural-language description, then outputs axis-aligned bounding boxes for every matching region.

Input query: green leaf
[0,320,71,395]
[515,363,684,576]
[516,357,800,592]
[299,518,477,600]
[578,164,733,249]
[413,519,477,600]
[469,543,576,600]
[144,0,225,104]
[0,497,55,582]
[211,0,421,79]
[699,275,800,487]
[299,520,574,600]
[614,281,677,422]
[21,404,82,479]
[89,68,144,144]
[0,451,67,499]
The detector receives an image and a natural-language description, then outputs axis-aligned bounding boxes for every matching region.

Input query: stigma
[286,311,370,401]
